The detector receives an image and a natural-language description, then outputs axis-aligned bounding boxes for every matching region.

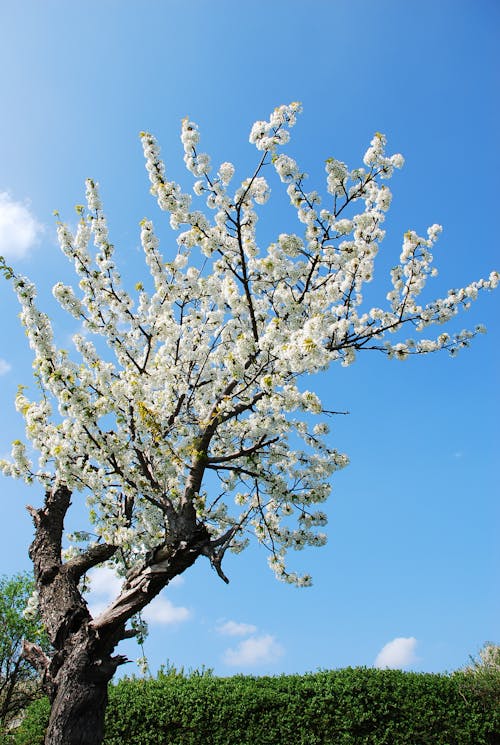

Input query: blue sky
[0,0,498,677]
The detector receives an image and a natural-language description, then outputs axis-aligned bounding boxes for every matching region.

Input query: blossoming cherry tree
[0,103,497,745]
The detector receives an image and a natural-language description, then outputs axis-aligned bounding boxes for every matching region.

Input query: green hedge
[13,667,500,745]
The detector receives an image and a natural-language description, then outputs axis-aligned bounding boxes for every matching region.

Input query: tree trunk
[23,485,120,745]
[43,626,122,745]
[25,485,222,744]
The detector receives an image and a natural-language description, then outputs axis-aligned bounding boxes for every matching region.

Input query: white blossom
[0,103,496,588]
[219,162,235,185]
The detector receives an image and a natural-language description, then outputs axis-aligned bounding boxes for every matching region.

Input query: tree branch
[65,543,118,581]
[27,484,72,583]
[21,640,50,679]
[93,526,211,634]
[208,435,279,464]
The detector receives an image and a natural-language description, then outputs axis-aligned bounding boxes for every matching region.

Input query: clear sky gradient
[0,1,498,677]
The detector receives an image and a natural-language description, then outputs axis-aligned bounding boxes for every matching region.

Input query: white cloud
[142,595,190,625]
[223,634,284,667]
[168,575,185,588]
[0,358,12,376]
[217,620,258,637]
[88,566,123,596]
[374,637,418,669]
[0,192,43,260]
[85,566,123,618]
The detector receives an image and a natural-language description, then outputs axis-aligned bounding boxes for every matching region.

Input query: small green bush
[13,667,500,745]
[11,697,48,745]
[0,572,50,737]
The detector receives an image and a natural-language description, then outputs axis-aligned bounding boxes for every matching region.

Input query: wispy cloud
[374,637,418,669]
[223,634,284,667]
[142,596,190,625]
[0,359,12,376]
[169,575,185,588]
[0,192,43,260]
[216,620,258,637]
[85,566,123,617]
[85,566,190,626]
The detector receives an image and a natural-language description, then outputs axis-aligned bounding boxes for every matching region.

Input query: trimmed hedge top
[13,666,500,745]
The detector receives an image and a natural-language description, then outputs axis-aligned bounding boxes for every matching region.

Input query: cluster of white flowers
[325,158,349,197]
[1,103,497,587]
[249,102,302,151]
[23,588,40,620]
[218,161,235,185]
[181,118,212,177]
[140,131,191,225]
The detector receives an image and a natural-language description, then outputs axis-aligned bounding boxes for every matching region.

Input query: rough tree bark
[23,483,223,745]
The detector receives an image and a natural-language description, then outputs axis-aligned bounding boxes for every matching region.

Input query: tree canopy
[0,103,497,744]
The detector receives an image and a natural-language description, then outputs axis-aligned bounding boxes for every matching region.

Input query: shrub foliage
[14,666,499,745]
